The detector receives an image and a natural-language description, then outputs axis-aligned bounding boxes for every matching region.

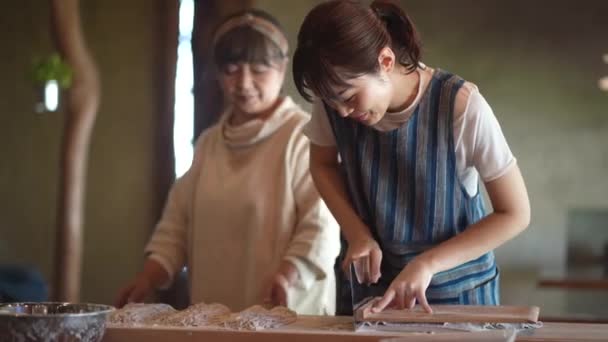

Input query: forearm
[309,157,372,243]
[418,165,530,274]
[143,176,191,279]
[418,211,529,274]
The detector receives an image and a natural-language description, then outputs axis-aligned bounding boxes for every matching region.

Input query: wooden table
[103,315,608,342]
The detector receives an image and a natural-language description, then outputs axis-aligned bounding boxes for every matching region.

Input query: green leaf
[29,52,73,89]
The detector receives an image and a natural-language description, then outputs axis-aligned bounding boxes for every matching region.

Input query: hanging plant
[31,53,73,89]
[30,53,72,112]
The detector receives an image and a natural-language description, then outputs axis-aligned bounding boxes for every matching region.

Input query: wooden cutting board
[355,298,540,324]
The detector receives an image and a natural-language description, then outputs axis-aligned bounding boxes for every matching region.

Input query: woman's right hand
[114,272,154,308]
[341,236,383,285]
[114,258,170,308]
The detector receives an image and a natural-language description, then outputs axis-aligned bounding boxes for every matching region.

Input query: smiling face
[325,72,393,126]
[212,10,288,123]
[218,60,286,119]
[319,47,398,126]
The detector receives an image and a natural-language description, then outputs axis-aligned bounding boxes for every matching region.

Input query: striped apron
[326,70,499,315]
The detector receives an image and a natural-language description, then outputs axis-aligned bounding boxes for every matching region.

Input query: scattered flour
[108,303,176,325]
[218,305,297,330]
[109,302,297,331]
[154,303,231,326]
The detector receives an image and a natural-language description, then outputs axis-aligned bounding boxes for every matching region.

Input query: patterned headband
[212,13,288,56]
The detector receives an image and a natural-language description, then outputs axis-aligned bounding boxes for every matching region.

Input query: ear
[378,46,396,73]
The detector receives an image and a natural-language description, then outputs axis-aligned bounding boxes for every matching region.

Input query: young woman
[293,0,530,315]
[115,9,340,315]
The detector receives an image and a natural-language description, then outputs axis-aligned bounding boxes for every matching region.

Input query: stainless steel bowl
[0,302,114,342]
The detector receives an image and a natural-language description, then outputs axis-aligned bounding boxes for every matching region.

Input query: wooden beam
[49,0,100,302]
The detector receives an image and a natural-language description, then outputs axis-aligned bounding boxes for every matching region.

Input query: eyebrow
[335,78,357,96]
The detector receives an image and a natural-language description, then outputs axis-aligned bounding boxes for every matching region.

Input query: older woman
[116,9,340,315]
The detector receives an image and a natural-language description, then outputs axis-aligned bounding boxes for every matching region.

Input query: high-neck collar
[221,96,299,148]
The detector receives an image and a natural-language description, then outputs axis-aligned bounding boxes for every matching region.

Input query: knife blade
[350,262,375,325]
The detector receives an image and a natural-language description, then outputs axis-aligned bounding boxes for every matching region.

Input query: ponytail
[370,0,422,73]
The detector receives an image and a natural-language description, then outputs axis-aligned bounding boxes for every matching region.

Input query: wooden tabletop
[103,315,608,342]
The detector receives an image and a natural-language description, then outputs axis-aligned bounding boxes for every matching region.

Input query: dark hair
[293,0,422,102]
[213,9,287,70]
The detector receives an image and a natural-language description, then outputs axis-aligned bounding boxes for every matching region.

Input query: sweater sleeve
[144,133,207,287]
[283,128,341,289]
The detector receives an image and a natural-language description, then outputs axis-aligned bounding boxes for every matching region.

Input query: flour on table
[154,302,231,326]
[108,303,176,325]
[218,305,297,331]
[108,302,297,331]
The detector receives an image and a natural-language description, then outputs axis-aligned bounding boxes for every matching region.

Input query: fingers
[400,287,433,313]
[269,287,278,306]
[400,284,415,310]
[127,284,148,304]
[274,275,289,306]
[363,257,371,284]
[269,274,289,307]
[392,284,412,310]
[369,248,382,283]
[354,255,379,284]
[406,297,416,310]
[353,258,366,284]
[114,284,135,308]
[275,289,287,306]
[417,289,433,313]
[372,288,395,313]
[395,285,405,310]
[114,281,147,308]
[341,257,352,280]
[373,284,432,314]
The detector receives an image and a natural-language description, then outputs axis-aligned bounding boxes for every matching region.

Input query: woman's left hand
[372,258,434,313]
[269,273,290,306]
[266,260,299,307]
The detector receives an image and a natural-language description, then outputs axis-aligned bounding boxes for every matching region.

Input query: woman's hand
[342,236,383,285]
[372,258,434,313]
[266,260,299,307]
[114,272,154,308]
[114,258,169,308]
[269,273,290,307]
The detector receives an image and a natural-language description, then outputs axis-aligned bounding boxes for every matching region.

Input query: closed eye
[343,94,355,103]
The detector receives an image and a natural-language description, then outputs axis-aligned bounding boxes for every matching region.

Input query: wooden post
[49,0,100,302]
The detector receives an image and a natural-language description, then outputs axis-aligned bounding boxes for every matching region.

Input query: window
[173,0,195,178]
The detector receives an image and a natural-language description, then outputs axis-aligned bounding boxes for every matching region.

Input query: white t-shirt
[303,66,516,197]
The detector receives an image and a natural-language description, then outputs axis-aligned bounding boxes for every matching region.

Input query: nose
[236,67,253,91]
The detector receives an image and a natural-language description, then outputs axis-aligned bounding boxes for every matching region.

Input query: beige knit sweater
[145,97,340,315]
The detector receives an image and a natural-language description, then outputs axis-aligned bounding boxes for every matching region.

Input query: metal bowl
[0,302,114,342]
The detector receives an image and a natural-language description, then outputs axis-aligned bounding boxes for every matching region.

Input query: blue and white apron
[326,70,499,315]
